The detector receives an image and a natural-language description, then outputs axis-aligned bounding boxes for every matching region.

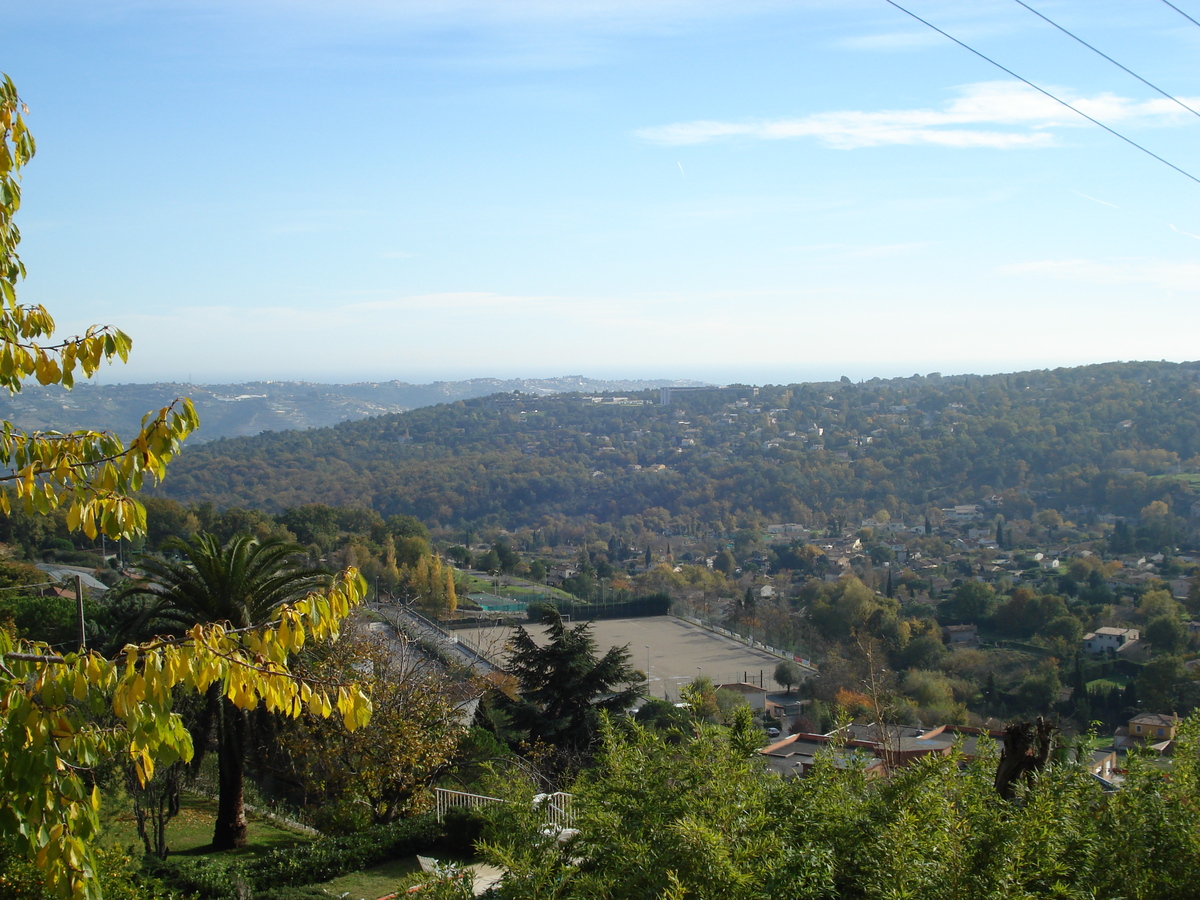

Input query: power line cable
[1159,0,1200,30]
[880,0,1200,186]
[1012,0,1200,118]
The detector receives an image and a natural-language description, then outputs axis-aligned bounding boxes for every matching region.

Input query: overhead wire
[879,0,1200,186]
[1159,0,1200,30]
[1011,0,1200,118]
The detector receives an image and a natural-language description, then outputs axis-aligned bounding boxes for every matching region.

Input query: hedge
[145,813,448,899]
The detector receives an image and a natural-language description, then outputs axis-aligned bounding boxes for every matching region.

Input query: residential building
[715,682,768,711]
[1128,713,1178,742]
[1081,627,1140,655]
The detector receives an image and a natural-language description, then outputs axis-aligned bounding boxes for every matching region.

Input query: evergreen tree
[499,607,643,754]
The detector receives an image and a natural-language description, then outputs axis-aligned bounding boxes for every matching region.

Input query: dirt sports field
[455,615,795,700]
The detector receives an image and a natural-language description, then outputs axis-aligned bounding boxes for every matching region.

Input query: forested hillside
[0,375,699,442]
[154,361,1200,536]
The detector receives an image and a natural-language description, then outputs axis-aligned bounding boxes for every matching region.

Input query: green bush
[144,856,249,899]
[143,815,444,898]
[438,806,488,856]
[246,814,444,885]
[252,887,329,900]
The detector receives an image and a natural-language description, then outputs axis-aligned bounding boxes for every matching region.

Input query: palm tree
[118,533,327,849]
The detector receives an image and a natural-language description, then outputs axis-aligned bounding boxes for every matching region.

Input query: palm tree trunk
[212,699,249,850]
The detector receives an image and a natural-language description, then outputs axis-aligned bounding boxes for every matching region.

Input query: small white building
[716,682,768,710]
[1082,627,1140,655]
[942,504,984,522]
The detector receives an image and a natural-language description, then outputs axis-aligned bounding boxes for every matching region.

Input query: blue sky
[7,0,1200,385]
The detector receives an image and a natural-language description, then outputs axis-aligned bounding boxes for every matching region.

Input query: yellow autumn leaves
[1,567,372,897]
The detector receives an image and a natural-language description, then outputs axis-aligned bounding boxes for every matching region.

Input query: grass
[316,856,422,900]
[104,794,312,858]
[316,851,479,900]
[1150,472,1200,487]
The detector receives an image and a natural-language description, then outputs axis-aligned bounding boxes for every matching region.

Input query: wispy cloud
[1073,191,1119,208]
[1169,224,1200,241]
[344,291,557,313]
[836,30,944,50]
[793,241,934,259]
[637,81,1200,149]
[1000,257,1200,292]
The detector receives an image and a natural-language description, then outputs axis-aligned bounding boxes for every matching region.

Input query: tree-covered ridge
[0,376,704,443]
[154,360,1200,533]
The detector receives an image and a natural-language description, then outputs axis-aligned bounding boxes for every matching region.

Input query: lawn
[104,794,312,858]
[317,856,422,900]
[1151,472,1200,487]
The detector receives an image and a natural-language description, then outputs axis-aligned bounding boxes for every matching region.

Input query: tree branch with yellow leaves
[0,74,372,899]
[0,567,372,900]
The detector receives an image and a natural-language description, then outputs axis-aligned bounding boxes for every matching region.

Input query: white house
[1082,627,1140,655]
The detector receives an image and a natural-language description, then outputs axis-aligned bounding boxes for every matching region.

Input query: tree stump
[994,717,1055,800]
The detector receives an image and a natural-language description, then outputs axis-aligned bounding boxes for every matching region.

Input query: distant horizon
[49,355,1199,390]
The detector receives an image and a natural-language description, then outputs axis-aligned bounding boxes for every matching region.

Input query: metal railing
[435,788,507,821]
[435,788,575,829]
[535,792,574,830]
[676,613,817,673]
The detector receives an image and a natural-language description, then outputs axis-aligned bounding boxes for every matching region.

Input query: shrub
[438,806,487,857]
[145,814,446,898]
[245,814,445,887]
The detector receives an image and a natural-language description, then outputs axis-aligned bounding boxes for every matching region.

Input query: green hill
[149,360,1200,537]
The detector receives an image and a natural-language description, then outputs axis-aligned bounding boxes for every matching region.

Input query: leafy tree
[938,581,997,625]
[482,716,782,900]
[500,607,642,755]
[774,659,803,693]
[386,513,429,540]
[0,79,372,897]
[894,633,946,671]
[680,675,720,723]
[1136,655,1191,712]
[113,533,333,849]
[1036,508,1063,537]
[633,698,690,733]
[280,625,467,829]
[0,76,198,541]
[713,549,736,576]
[807,576,892,639]
[1188,578,1200,617]
[1145,615,1188,656]
[398,553,457,618]
[1139,588,1183,621]
[280,503,342,550]
[1039,614,1084,653]
[1016,662,1063,714]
